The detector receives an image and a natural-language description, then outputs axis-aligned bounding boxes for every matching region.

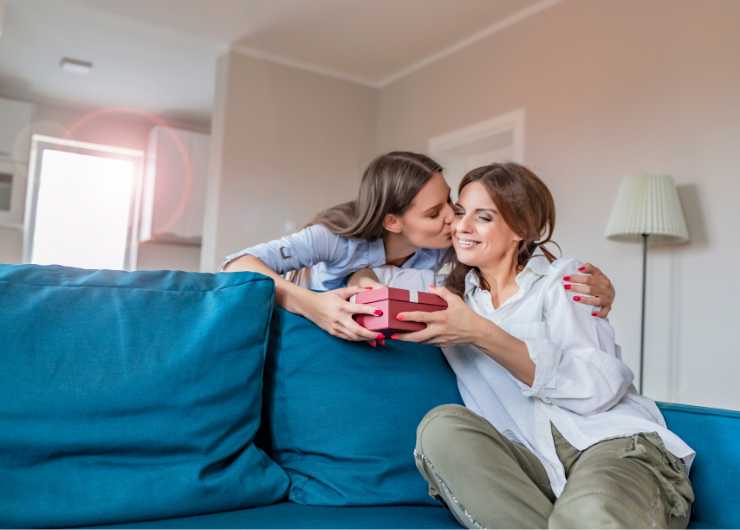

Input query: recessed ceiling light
[60,57,93,75]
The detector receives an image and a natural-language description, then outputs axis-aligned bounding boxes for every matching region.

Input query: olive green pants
[414,405,694,529]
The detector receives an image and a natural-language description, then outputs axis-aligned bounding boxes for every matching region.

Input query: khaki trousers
[414,405,694,529]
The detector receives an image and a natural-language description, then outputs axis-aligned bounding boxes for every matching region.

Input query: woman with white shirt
[383,163,694,528]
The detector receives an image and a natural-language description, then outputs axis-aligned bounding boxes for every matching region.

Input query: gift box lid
[355,286,447,307]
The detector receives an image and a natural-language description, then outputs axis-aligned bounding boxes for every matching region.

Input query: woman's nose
[456,214,473,233]
[442,202,455,225]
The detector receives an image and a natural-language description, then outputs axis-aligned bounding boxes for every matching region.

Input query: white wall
[375,0,740,408]
[200,51,379,272]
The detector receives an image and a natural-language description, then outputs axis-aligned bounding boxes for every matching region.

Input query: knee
[415,404,473,462]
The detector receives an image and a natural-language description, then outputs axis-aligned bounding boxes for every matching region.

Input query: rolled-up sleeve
[521,261,634,415]
[221,224,344,273]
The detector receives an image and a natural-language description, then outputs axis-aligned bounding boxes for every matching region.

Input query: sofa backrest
[658,402,740,528]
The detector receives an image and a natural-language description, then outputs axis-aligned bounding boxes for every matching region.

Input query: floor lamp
[605,175,689,394]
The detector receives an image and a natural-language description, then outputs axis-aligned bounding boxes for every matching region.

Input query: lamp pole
[639,233,648,394]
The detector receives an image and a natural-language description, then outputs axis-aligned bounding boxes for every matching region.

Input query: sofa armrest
[657,402,740,528]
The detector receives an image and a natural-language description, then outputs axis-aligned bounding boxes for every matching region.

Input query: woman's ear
[383,213,403,234]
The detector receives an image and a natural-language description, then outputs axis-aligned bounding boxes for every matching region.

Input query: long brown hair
[445,162,559,297]
[288,151,444,284]
[310,151,443,238]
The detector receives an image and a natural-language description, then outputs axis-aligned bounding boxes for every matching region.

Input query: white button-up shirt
[374,256,694,496]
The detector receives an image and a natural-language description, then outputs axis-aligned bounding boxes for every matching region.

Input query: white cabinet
[0,97,33,227]
[140,126,210,244]
[0,97,33,161]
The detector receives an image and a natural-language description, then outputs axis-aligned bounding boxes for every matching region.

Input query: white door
[429,109,525,199]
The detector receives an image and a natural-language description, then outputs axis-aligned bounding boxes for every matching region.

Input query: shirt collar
[464,255,552,297]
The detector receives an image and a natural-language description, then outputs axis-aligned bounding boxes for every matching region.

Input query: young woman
[223,151,616,346]
[383,163,694,528]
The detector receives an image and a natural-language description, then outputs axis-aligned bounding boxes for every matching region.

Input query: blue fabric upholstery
[657,402,740,529]
[99,502,458,529]
[0,265,289,528]
[102,402,739,529]
[261,308,464,506]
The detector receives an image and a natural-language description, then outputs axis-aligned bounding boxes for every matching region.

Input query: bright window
[25,136,143,270]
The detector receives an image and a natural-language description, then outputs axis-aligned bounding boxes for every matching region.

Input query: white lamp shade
[605,174,689,243]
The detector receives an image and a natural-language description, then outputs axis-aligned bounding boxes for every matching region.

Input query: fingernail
[369,340,376,348]
[376,333,384,340]
[365,287,373,290]
[573,296,581,301]
[578,266,586,272]
[592,312,599,317]
[374,309,383,316]
[390,335,399,340]
[563,275,571,281]
[379,339,386,347]
[397,314,405,321]
[563,284,572,290]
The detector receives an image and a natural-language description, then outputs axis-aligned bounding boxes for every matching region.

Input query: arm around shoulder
[522,259,633,415]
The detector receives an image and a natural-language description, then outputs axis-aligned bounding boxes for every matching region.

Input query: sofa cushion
[262,308,464,506]
[97,502,460,529]
[0,265,290,528]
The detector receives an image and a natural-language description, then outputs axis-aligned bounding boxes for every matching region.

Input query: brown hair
[445,162,559,297]
[310,151,443,238]
[288,151,444,284]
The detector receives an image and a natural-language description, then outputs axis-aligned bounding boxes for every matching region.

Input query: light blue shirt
[222,223,448,291]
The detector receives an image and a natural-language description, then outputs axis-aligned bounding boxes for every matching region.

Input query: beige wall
[376,0,740,408]
[201,51,379,271]
[0,102,205,271]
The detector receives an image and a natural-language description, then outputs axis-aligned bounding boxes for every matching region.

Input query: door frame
[428,107,526,167]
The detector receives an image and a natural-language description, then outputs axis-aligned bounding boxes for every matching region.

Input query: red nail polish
[379,339,386,347]
[365,287,373,290]
[573,296,581,302]
[563,275,571,281]
[397,314,405,321]
[369,341,376,348]
[374,309,383,316]
[563,284,572,290]
[376,333,384,340]
[592,312,599,317]
[578,266,586,272]
[390,335,399,340]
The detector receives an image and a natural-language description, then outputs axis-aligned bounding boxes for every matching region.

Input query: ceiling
[0,0,551,125]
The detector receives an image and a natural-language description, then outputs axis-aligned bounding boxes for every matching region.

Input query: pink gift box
[353,287,448,337]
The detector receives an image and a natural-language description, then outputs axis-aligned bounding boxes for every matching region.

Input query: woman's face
[397,172,455,249]
[451,181,521,267]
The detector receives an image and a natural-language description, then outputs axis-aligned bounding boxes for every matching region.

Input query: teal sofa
[1,265,738,529]
[99,403,740,529]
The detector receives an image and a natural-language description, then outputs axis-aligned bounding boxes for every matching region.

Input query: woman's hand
[392,286,487,346]
[563,262,615,318]
[301,286,384,342]
[394,286,536,385]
